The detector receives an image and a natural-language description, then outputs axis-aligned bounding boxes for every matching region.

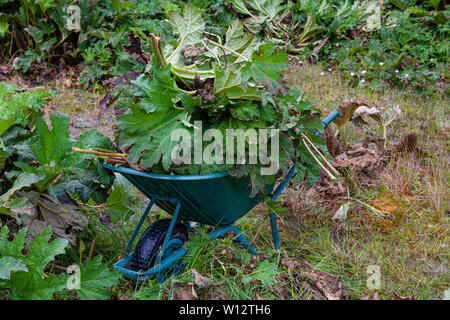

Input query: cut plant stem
[150,33,167,69]
[246,220,263,253]
[105,159,128,166]
[171,65,214,75]
[88,239,95,260]
[72,147,128,159]
[94,147,120,153]
[204,38,249,62]
[298,130,340,177]
[170,68,213,82]
[301,138,337,180]
[48,264,68,273]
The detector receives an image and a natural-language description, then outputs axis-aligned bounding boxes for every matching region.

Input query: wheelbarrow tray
[102,110,338,281]
[104,163,293,281]
[103,163,282,227]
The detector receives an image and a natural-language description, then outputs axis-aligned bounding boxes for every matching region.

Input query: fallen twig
[339,196,393,219]
[88,239,95,260]
[48,263,68,273]
[246,220,263,253]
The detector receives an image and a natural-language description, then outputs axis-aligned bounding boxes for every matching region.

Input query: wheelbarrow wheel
[130,219,188,272]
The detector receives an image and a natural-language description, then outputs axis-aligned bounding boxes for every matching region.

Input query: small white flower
[379,62,384,66]
[395,70,399,73]
[328,68,332,72]
[351,72,355,76]
[360,79,365,83]
[405,74,409,78]
[361,70,367,75]
[320,72,325,76]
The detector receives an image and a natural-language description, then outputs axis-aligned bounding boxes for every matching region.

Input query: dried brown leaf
[191,268,212,288]
[172,282,198,300]
[122,32,151,65]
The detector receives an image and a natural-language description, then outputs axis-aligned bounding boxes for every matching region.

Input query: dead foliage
[324,126,344,157]
[122,32,151,65]
[334,99,370,130]
[16,191,88,246]
[280,252,348,300]
[333,138,389,172]
[98,71,140,118]
[184,45,206,60]
[191,268,212,288]
[305,175,346,200]
[172,282,198,300]
[193,76,215,103]
[361,292,380,300]
[0,64,11,81]
[394,132,418,154]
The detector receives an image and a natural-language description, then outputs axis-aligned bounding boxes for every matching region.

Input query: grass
[4,62,448,300]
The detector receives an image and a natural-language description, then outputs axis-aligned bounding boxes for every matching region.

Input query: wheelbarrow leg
[267,164,296,251]
[124,198,156,258]
[153,200,185,283]
[209,225,258,255]
[160,200,182,255]
[268,214,279,250]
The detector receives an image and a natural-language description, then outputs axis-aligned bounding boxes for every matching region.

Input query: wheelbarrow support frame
[114,195,187,282]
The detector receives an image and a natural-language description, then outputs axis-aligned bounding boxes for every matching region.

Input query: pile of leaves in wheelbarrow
[95,5,334,197]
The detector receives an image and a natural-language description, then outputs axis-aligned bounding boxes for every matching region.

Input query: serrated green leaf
[0,138,7,170]
[0,82,53,136]
[214,66,242,95]
[230,0,253,16]
[241,43,289,86]
[167,4,205,64]
[104,173,136,224]
[14,161,63,192]
[0,256,28,280]
[132,63,183,112]
[0,225,69,300]
[242,260,279,286]
[230,101,260,121]
[0,226,27,259]
[22,226,68,276]
[31,113,72,166]
[0,172,41,202]
[76,255,119,300]
[118,103,188,171]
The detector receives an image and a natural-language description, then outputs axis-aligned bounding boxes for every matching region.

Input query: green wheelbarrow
[105,110,339,282]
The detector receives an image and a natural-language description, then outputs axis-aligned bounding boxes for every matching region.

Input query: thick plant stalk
[204,38,249,62]
[299,131,340,177]
[301,138,337,180]
[150,33,214,81]
[150,33,167,69]
[72,147,130,167]
[72,147,128,159]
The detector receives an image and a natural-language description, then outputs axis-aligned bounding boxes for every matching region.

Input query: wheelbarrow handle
[322,109,339,129]
[314,109,339,135]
